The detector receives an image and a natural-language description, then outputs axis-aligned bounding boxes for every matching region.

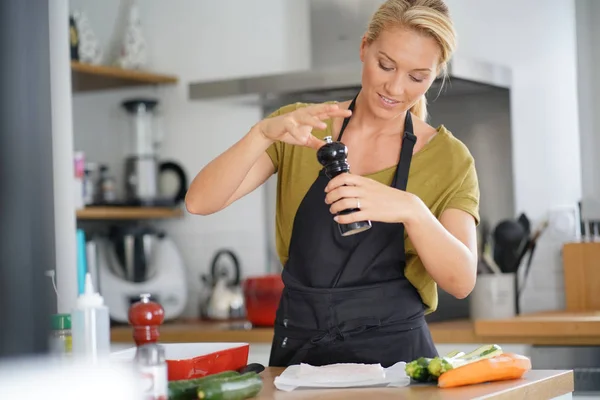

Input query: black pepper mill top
[317,136,350,179]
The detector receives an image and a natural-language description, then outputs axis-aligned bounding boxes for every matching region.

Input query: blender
[121,98,187,207]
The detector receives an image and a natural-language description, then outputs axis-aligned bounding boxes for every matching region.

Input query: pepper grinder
[317,136,372,236]
[129,293,165,347]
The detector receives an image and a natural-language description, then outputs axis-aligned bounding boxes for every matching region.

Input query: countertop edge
[110,318,600,346]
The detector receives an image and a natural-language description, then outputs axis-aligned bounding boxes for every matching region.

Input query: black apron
[268,94,438,367]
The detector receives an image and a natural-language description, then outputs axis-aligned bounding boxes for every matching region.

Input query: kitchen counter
[111,311,600,345]
[254,368,574,399]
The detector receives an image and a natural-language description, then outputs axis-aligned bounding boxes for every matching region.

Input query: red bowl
[242,274,284,327]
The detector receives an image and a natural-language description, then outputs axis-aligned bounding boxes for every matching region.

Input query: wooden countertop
[111,311,600,346]
[255,368,574,400]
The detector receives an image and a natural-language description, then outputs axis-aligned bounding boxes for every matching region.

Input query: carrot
[437,353,532,388]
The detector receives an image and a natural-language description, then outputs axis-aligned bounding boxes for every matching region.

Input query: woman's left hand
[324,173,423,224]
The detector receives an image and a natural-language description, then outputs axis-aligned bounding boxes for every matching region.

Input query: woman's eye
[378,62,394,71]
[410,75,424,83]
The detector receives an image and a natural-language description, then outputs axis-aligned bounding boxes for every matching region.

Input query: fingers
[334,210,368,224]
[329,197,362,215]
[325,173,361,192]
[283,119,325,150]
[324,184,359,205]
[307,103,353,120]
[305,135,326,150]
[294,112,328,130]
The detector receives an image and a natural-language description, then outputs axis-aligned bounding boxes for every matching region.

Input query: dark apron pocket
[268,333,310,367]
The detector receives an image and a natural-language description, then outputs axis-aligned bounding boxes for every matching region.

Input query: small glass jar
[135,343,168,400]
[49,313,72,356]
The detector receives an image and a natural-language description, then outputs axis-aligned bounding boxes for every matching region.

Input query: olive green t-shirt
[265,102,480,313]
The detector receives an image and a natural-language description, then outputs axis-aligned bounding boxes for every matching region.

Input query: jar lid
[51,314,71,330]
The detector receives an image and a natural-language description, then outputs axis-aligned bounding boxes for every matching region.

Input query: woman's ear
[359,35,369,63]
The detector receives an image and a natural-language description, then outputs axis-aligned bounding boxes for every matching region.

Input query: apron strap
[337,94,358,142]
[393,111,417,191]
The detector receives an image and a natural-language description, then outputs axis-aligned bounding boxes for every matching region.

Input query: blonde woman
[186,0,479,367]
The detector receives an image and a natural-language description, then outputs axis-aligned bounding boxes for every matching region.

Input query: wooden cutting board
[474,311,600,337]
[563,242,600,311]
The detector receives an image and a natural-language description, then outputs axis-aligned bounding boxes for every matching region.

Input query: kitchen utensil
[492,219,528,273]
[237,363,265,375]
[517,219,549,296]
[121,98,187,207]
[97,233,188,323]
[469,273,516,320]
[109,225,160,282]
[242,274,284,327]
[201,249,245,320]
[110,342,250,381]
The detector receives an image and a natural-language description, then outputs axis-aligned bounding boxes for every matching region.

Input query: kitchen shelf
[76,206,184,220]
[71,61,178,92]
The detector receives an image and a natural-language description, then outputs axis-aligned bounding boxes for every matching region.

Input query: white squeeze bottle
[71,272,110,363]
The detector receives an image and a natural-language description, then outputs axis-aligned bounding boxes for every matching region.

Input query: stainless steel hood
[188,0,511,105]
[189,57,511,106]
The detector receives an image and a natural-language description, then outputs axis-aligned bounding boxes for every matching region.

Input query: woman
[186,0,479,368]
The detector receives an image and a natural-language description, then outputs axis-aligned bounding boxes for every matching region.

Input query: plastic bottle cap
[75,273,105,308]
[51,314,71,330]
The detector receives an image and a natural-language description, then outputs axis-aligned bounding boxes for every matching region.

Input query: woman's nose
[385,74,405,97]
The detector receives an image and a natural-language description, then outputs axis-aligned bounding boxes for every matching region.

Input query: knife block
[562,242,600,311]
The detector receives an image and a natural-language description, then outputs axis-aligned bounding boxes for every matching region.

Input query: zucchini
[196,372,263,400]
[169,371,240,400]
[405,350,466,382]
[427,344,503,378]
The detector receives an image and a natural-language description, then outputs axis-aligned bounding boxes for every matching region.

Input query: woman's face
[359,27,441,120]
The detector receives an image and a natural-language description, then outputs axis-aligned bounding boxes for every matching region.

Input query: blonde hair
[365,0,457,121]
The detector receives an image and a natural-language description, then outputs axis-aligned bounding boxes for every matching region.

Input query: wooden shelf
[71,61,178,92]
[76,206,184,220]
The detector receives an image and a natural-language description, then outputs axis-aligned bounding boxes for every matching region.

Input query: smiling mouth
[378,93,400,105]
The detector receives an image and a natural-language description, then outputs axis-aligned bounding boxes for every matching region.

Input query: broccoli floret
[427,357,454,377]
[405,357,432,382]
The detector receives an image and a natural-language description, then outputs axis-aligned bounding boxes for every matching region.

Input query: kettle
[200,249,245,320]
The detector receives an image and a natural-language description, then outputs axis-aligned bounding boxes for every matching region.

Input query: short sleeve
[264,103,303,173]
[264,108,283,172]
[445,160,480,225]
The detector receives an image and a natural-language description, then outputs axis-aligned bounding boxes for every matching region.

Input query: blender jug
[122,98,187,207]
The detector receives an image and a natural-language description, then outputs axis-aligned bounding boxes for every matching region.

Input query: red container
[110,343,249,381]
[242,274,284,327]
[164,343,249,381]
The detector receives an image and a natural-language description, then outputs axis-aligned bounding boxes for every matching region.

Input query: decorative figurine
[116,0,148,70]
[72,10,103,65]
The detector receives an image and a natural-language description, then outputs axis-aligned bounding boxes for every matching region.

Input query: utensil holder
[469,273,516,320]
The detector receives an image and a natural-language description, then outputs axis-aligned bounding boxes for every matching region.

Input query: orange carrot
[438,353,532,388]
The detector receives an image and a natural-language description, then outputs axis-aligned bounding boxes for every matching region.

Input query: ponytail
[410,96,428,121]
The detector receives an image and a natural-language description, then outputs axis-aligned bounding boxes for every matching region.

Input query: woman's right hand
[256,103,352,150]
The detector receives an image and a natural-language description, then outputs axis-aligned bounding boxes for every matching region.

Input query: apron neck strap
[393,111,417,191]
[337,94,358,142]
[336,90,417,191]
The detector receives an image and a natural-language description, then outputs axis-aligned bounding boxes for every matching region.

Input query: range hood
[188,0,511,105]
[189,57,511,105]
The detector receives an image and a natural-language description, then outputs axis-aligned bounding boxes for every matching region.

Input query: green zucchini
[405,350,466,382]
[168,371,240,400]
[196,372,263,400]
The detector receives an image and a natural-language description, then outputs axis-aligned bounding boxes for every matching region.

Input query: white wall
[575,0,600,219]
[443,0,581,313]
[69,0,310,317]
[444,0,581,221]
